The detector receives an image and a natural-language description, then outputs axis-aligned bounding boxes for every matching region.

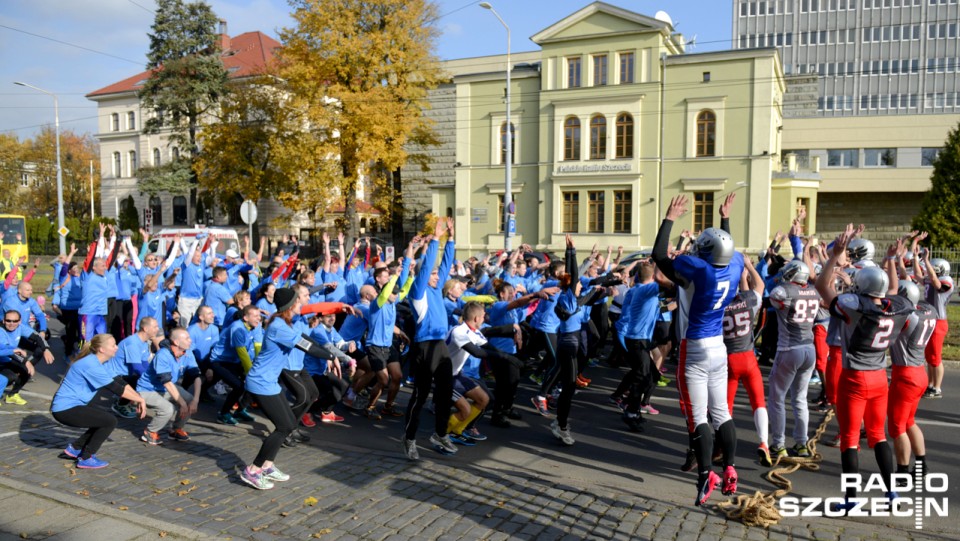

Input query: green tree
[913,125,960,247]
[139,0,228,197]
[278,0,445,242]
[0,134,27,212]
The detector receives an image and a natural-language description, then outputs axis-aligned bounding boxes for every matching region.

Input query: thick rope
[715,409,836,527]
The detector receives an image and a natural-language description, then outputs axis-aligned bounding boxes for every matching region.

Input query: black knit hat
[274,287,297,313]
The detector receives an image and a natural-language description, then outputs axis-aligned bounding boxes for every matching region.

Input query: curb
[0,474,220,540]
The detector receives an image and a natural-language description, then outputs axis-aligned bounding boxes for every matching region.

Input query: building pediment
[530,1,670,45]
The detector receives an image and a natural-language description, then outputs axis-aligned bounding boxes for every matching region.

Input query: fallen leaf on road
[119,506,129,511]
[158,532,167,538]
[128,475,137,480]
[304,496,319,506]
[199,503,210,508]
[251,525,267,532]
[34,509,44,516]
[179,479,191,485]
[40,483,48,488]
[310,529,332,538]
[497,501,505,507]
[174,508,183,512]
[280,511,290,517]
[76,490,89,497]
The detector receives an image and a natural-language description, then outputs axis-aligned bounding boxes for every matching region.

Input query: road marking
[20,391,53,401]
[0,426,54,439]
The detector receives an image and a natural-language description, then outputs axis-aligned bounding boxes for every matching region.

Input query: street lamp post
[15,81,66,255]
[479,2,513,252]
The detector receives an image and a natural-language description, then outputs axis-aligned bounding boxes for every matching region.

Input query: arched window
[171,147,180,161]
[563,117,581,161]
[500,122,515,165]
[173,196,187,225]
[589,115,607,160]
[150,196,162,226]
[153,148,161,166]
[615,113,634,158]
[112,152,122,177]
[696,110,716,157]
[111,113,120,132]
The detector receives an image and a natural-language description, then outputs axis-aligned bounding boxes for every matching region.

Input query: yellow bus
[0,214,28,279]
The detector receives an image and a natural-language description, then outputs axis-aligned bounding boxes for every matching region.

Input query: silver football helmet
[853,259,877,270]
[852,266,889,298]
[898,280,922,306]
[781,260,810,285]
[847,238,876,263]
[930,258,950,278]
[693,228,735,267]
[903,251,914,262]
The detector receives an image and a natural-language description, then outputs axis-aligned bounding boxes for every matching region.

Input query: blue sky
[1,0,731,140]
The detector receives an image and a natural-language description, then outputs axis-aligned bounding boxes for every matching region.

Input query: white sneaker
[402,439,419,461]
[429,433,458,455]
[550,420,575,446]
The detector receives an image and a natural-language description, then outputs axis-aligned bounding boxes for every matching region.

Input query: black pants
[403,339,453,441]
[310,372,350,413]
[0,363,30,394]
[280,368,319,419]
[107,297,122,343]
[486,347,522,417]
[589,303,609,359]
[59,309,80,357]
[120,299,135,338]
[531,330,559,396]
[623,339,655,415]
[211,362,249,415]
[555,332,580,429]
[52,405,117,459]
[249,391,297,467]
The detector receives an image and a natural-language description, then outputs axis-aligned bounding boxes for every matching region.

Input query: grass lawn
[944,303,960,361]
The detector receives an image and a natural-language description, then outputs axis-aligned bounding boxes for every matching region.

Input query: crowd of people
[0,203,951,506]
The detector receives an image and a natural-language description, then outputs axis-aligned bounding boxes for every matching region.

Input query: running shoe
[465,427,487,441]
[4,393,26,405]
[923,388,943,399]
[402,439,419,461]
[608,395,624,407]
[550,419,575,446]
[824,434,841,448]
[448,432,477,446]
[234,408,256,422]
[429,433,458,455]
[657,376,669,387]
[587,358,601,368]
[757,443,773,467]
[301,412,317,428]
[528,373,543,385]
[168,428,190,442]
[531,396,551,417]
[808,374,822,386]
[365,407,382,421]
[111,402,136,419]
[769,445,788,459]
[506,408,523,420]
[695,470,722,506]
[722,466,738,495]
[830,499,857,514]
[217,412,239,426]
[262,466,290,482]
[403,376,415,386]
[380,403,404,417]
[640,404,660,415]
[342,393,364,411]
[792,443,811,458]
[64,443,81,459]
[241,466,275,490]
[680,449,697,472]
[141,429,163,446]
[319,411,345,423]
[622,412,644,433]
[76,455,109,469]
[292,429,310,443]
[578,374,592,384]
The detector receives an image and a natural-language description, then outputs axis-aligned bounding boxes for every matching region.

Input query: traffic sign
[240,200,258,225]
[57,227,69,237]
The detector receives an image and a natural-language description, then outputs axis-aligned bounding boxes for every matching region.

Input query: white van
[145,227,240,258]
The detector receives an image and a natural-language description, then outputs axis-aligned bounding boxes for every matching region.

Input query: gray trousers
[768,345,816,448]
[141,385,194,433]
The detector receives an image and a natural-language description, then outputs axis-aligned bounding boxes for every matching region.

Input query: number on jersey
[723,311,752,337]
[916,318,937,347]
[791,299,819,324]
[871,318,895,349]
[713,281,731,310]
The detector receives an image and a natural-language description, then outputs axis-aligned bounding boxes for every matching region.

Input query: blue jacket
[409,239,455,342]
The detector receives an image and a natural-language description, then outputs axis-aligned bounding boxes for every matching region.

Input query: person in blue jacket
[2,281,47,335]
[402,217,459,460]
[51,333,146,469]
[136,328,202,445]
[0,309,54,405]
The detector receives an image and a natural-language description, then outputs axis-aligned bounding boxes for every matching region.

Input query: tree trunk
[391,167,404,248]
[342,161,358,245]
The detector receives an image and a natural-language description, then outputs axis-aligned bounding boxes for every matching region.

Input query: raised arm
[816,224,855,307]
[718,192,735,234]
[652,195,688,286]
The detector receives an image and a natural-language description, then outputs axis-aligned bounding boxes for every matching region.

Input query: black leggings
[487,348,522,416]
[52,405,117,459]
[0,364,30,394]
[532,330,559,396]
[280,368,319,419]
[249,391,297,467]
[211,362,249,415]
[623,339,655,415]
[403,339,453,441]
[310,373,350,413]
[59,309,80,357]
[555,331,580,429]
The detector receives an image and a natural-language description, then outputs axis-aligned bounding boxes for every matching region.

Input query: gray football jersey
[924,276,955,320]
[891,301,938,368]
[770,282,822,350]
[722,290,761,354]
[832,293,913,371]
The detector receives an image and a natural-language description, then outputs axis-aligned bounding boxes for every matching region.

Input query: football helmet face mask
[930,258,950,278]
[846,238,876,263]
[898,280,922,306]
[693,228,735,267]
[781,260,810,285]
[853,266,889,298]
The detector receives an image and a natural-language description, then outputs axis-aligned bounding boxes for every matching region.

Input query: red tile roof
[329,200,383,215]
[86,31,281,98]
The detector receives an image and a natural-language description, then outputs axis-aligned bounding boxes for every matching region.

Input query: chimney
[219,19,230,51]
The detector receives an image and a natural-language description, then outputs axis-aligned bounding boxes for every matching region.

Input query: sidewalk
[1,367,958,540]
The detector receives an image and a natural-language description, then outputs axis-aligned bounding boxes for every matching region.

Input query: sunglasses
[4,319,20,323]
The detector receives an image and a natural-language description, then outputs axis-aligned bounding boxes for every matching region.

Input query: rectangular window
[567,57,582,88]
[619,52,634,84]
[740,2,748,16]
[613,190,631,233]
[562,192,579,233]
[127,111,136,131]
[593,54,607,86]
[922,147,941,166]
[19,173,28,188]
[128,150,138,174]
[864,148,897,167]
[827,148,860,167]
[587,191,605,233]
[111,113,120,132]
[693,192,715,232]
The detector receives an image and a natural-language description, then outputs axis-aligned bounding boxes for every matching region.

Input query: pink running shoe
[640,404,660,415]
[695,471,722,506]
[722,465,738,495]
